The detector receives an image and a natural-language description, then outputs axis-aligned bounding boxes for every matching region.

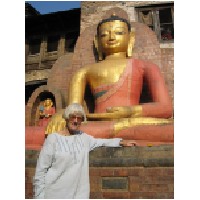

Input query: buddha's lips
[107,41,118,45]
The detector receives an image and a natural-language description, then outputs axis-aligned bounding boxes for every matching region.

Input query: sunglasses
[68,114,84,123]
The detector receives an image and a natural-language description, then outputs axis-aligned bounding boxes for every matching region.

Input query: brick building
[25,3,81,104]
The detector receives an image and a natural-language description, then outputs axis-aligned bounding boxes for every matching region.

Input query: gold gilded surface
[45,110,65,134]
[44,99,53,107]
[39,98,55,119]
[98,20,130,55]
[87,106,143,120]
[114,117,173,132]
[68,20,134,113]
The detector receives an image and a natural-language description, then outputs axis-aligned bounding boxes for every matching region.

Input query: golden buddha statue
[45,15,173,144]
[39,98,56,126]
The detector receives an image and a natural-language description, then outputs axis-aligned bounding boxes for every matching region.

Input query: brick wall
[26,166,173,199]
[25,145,174,199]
[81,1,169,32]
[161,48,174,108]
[90,167,173,199]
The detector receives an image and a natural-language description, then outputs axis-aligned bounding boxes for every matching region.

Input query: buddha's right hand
[106,105,143,117]
[86,106,136,120]
[45,109,66,135]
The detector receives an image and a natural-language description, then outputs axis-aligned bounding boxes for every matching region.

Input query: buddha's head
[95,14,135,60]
[44,98,53,108]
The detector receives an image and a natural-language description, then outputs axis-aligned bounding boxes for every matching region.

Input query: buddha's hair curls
[97,14,131,32]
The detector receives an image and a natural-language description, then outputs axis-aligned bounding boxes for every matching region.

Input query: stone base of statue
[81,121,174,145]
[25,144,174,198]
[25,126,46,150]
[25,121,173,150]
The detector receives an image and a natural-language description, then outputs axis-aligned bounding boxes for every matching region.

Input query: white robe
[33,133,122,199]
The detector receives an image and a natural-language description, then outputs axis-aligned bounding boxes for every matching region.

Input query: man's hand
[120,140,137,146]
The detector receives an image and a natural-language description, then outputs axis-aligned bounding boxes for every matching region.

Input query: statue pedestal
[81,122,174,145]
[25,145,174,199]
[25,124,174,198]
[25,126,45,150]
[25,122,174,150]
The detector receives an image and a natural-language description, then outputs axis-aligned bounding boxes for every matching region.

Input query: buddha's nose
[109,31,115,40]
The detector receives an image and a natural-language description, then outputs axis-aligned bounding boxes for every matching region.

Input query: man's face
[67,112,84,134]
[98,20,129,55]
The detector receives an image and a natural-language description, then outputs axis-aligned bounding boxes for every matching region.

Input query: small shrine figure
[39,98,56,127]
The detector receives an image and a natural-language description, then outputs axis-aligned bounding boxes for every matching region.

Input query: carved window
[47,35,59,52]
[65,32,78,52]
[29,38,41,55]
[136,4,174,42]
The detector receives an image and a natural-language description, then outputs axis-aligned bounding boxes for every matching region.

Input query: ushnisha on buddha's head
[95,14,135,59]
[63,103,86,135]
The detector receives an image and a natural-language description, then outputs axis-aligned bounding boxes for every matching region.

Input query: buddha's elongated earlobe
[94,35,103,61]
[127,30,135,57]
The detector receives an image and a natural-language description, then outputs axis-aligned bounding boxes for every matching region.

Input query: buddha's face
[44,99,52,107]
[98,20,129,55]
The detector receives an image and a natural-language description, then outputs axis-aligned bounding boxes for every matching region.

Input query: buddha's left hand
[106,106,132,116]
[106,105,143,117]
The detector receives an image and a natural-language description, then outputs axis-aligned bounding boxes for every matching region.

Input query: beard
[66,122,82,135]
[70,130,82,135]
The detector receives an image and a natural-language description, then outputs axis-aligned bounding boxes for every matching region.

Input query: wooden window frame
[136,4,174,43]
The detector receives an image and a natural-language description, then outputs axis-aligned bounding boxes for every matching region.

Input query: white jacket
[33,133,121,199]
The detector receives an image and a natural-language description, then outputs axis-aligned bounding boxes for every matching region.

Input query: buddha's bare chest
[88,61,127,88]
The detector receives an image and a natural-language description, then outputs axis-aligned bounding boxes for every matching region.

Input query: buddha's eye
[100,33,107,37]
[115,31,126,35]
